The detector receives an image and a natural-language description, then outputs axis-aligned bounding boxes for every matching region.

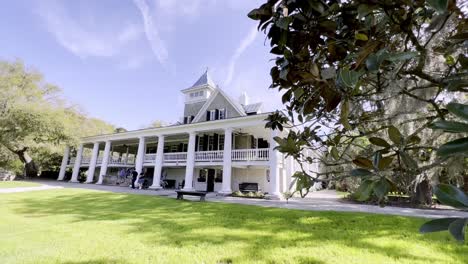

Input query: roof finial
[205,66,209,73]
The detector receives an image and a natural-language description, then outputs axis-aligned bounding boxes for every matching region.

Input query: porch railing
[164,152,187,163]
[108,156,135,166]
[144,154,157,163]
[195,150,223,162]
[232,148,269,161]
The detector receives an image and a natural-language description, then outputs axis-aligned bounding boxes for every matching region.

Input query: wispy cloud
[36,0,142,59]
[224,25,258,86]
[133,0,169,65]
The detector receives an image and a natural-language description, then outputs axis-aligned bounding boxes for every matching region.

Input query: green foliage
[0,60,115,175]
[250,0,467,208]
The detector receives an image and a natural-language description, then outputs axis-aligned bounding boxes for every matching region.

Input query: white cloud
[224,25,258,86]
[36,0,142,59]
[133,0,169,65]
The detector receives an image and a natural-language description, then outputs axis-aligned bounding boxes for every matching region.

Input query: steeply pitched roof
[242,102,263,114]
[191,69,215,88]
[192,88,247,122]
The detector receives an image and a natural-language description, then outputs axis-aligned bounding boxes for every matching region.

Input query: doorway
[206,169,215,192]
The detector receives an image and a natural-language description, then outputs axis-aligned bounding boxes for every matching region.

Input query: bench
[239,182,259,193]
[175,190,207,202]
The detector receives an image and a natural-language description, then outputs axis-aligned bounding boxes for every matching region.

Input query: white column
[269,129,281,197]
[135,137,146,174]
[220,128,233,194]
[183,132,196,191]
[85,142,100,183]
[70,144,84,183]
[57,146,70,181]
[150,135,164,190]
[96,141,111,185]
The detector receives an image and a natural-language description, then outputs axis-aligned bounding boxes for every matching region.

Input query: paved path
[0,183,62,194]
[13,180,468,219]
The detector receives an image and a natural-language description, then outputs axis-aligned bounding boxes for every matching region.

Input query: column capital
[188,131,197,136]
[224,127,233,133]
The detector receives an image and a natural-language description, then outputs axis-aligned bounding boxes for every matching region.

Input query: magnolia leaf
[378,156,394,170]
[429,120,468,133]
[420,218,459,233]
[407,135,422,145]
[350,168,373,177]
[434,184,468,209]
[373,179,390,200]
[369,137,391,148]
[427,0,448,13]
[448,218,467,242]
[355,33,368,41]
[437,137,468,157]
[356,180,374,201]
[373,151,382,169]
[340,100,352,130]
[386,51,419,61]
[331,147,340,161]
[388,126,403,145]
[353,157,374,169]
[447,102,468,120]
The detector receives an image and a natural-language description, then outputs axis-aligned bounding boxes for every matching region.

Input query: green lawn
[0,181,41,188]
[0,189,466,264]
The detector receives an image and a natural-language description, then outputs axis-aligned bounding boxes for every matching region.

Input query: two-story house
[57,70,313,197]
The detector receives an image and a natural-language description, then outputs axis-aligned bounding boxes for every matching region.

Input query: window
[218,135,225,150]
[170,145,178,152]
[209,110,216,121]
[199,91,204,96]
[198,169,207,182]
[215,169,223,182]
[198,136,205,151]
[208,135,215,150]
[183,116,194,124]
[219,108,226,119]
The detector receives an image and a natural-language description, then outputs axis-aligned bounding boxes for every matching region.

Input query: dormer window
[219,109,226,120]
[209,110,216,121]
[183,116,194,124]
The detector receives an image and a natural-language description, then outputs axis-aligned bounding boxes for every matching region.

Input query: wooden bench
[175,190,207,202]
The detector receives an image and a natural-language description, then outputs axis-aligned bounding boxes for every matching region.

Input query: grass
[0,188,466,264]
[0,181,41,188]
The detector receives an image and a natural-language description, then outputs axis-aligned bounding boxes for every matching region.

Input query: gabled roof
[192,88,247,122]
[242,102,263,114]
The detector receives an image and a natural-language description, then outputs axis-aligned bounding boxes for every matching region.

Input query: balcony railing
[68,148,270,166]
[232,148,269,161]
[144,154,157,163]
[163,152,187,163]
[109,156,135,166]
[195,150,223,162]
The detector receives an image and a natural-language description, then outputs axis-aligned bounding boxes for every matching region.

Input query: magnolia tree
[249,0,467,240]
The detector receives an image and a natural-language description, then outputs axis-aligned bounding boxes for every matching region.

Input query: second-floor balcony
[69,148,270,166]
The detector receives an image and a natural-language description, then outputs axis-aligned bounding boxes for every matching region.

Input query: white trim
[192,89,246,123]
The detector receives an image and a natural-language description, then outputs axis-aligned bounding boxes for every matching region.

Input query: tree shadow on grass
[10,189,468,263]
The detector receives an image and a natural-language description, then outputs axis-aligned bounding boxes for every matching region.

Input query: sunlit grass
[0,181,41,189]
[0,188,466,264]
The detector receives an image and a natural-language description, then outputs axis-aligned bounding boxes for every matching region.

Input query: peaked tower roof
[190,69,216,88]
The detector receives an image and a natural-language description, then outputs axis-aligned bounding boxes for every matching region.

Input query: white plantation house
[57,70,316,197]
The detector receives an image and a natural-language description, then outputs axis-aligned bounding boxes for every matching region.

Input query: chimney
[239,92,249,105]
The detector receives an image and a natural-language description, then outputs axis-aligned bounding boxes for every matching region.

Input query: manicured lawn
[0,181,41,188]
[0,189,466,264]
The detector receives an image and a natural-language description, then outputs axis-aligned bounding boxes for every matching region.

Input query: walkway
[10,180,468,219]
[0,183,62,194]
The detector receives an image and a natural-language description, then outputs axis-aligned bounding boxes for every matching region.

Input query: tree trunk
[15,148,38,178]
[412,179,433,205]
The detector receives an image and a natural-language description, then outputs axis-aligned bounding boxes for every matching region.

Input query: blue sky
[0,0,282,130]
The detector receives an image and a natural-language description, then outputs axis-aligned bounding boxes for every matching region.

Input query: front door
[206,169,215,192]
